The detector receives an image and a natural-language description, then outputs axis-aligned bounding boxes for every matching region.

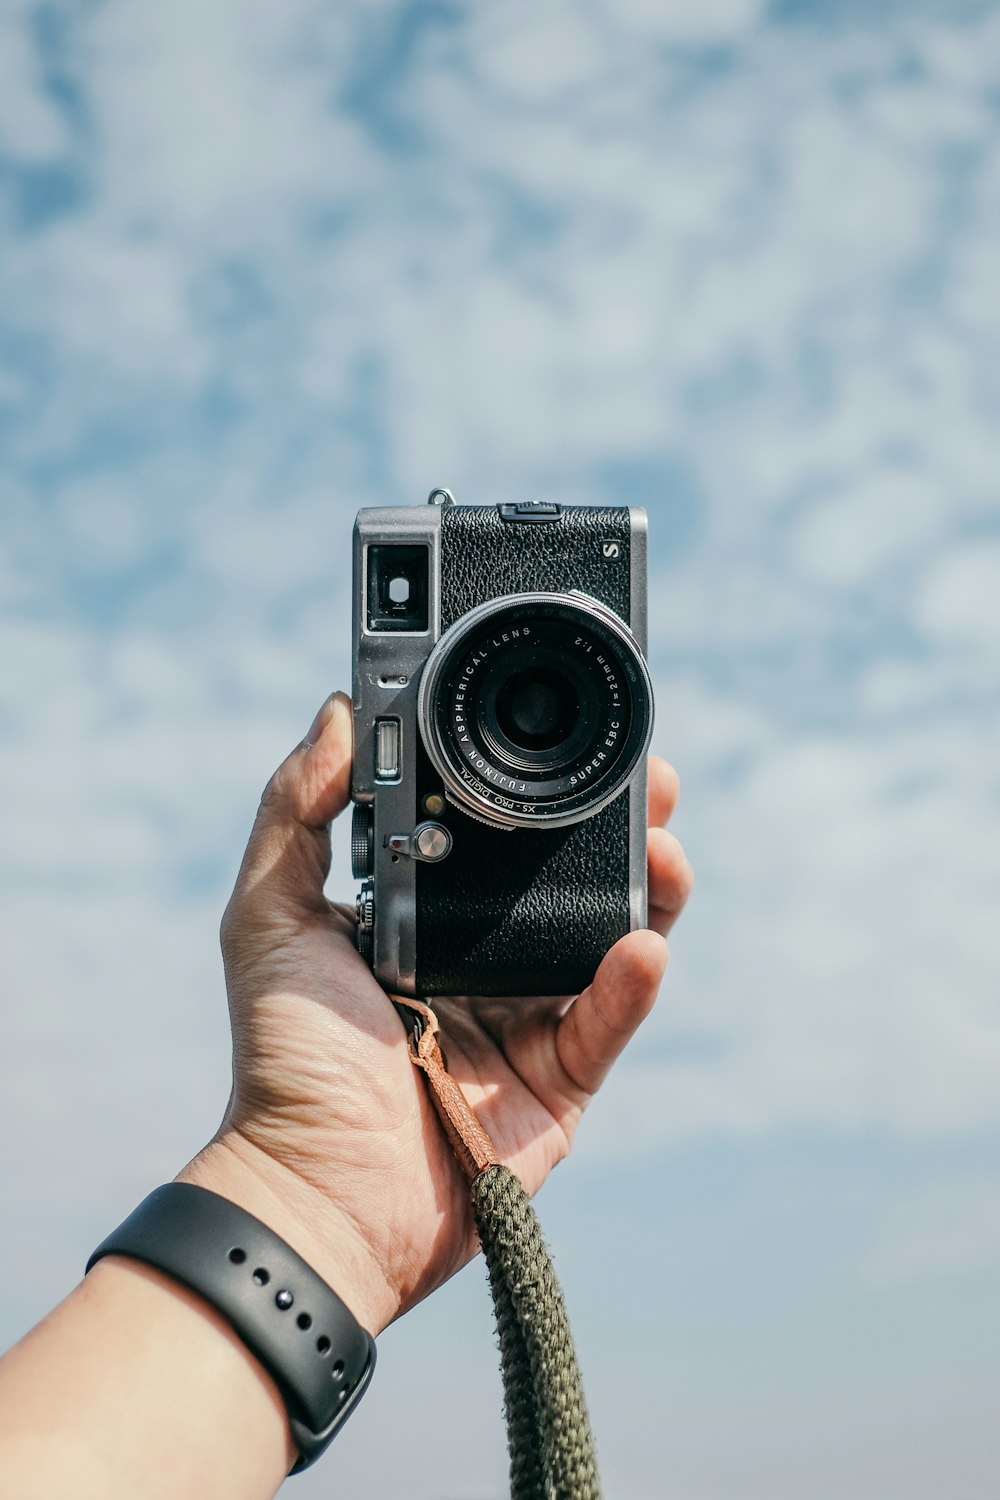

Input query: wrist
[175,1131,397,1336]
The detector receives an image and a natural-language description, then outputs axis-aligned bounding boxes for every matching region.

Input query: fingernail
[330,691,352,731]
[303,695,336,747]
[303,692,352,749]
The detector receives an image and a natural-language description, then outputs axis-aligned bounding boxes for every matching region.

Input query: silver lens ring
[417,591,654,830]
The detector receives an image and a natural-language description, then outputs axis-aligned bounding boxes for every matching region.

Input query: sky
[2,1,999,1496]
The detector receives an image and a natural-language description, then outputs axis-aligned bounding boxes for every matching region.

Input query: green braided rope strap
[472,1164,602,1500]
[393,1000,602,1500]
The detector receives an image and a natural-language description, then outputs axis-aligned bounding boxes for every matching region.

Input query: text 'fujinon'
[350,492,653,997]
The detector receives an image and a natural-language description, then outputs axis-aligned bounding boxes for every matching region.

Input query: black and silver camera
[350,492,653,997]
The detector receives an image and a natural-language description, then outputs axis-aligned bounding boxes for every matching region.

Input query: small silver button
[385,823,453,863]
[415,823,452,862]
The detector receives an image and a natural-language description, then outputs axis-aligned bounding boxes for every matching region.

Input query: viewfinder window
[367,545,429,632]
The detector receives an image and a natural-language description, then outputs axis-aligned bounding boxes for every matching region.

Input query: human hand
[178,692,693,1336]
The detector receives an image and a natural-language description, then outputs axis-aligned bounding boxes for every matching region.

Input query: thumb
[229,692,354,919]
[555,928,668,1097]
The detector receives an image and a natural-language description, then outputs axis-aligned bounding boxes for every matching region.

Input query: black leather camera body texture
[414,505,636,997]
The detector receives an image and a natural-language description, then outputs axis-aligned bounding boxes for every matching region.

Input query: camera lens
[495,668,579,752]
[417,592,653,829]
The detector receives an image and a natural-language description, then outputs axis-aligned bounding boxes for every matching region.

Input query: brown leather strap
[394,999,500,1181]
[393,998,601,1498]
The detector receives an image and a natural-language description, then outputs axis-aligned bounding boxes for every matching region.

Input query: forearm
[0,1256,295,1500]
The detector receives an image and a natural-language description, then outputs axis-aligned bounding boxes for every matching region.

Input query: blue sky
[2,1,999,1496]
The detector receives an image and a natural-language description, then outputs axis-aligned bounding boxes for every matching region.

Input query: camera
[350,491,653,997]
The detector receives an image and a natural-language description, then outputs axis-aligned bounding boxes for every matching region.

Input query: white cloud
[5,9,1000,1494]
[915,541,1000,652]
[0,2,68,160]
[82,0,367,235]
[791,469,950,587]
[603,0,766,44]
[2,0,1000,1162]
[470,3,610,99]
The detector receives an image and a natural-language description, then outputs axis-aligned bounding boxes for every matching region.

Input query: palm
[224,900,582,1313]
[208,693,690,1332]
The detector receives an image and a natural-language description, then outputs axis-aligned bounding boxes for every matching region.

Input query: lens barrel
[417,591,653,829]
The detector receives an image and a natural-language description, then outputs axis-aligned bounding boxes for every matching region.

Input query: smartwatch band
[86,1182,376,1472]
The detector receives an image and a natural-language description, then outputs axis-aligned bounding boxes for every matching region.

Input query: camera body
[351,495,653,997]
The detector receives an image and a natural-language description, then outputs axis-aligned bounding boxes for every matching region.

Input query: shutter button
[498,502,562,522]
[386,822,453,863]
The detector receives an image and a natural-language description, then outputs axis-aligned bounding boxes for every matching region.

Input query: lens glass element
[495,667,579,752]
[418,592,653,828]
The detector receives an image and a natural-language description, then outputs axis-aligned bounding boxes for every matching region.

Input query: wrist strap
[86,1182,376,1473]
[393,998,602,1500]
[394,998,499,1179]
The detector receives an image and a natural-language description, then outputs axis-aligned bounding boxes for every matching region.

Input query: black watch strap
[86,1182,376,1472]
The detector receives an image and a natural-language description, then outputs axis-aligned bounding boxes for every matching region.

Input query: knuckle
[219,891,246,960]
[258,772,293,820]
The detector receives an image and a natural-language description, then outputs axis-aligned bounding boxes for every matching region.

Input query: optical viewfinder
[367,545,429,632]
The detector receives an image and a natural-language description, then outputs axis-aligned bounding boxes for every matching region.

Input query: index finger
[648,756,680,826]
